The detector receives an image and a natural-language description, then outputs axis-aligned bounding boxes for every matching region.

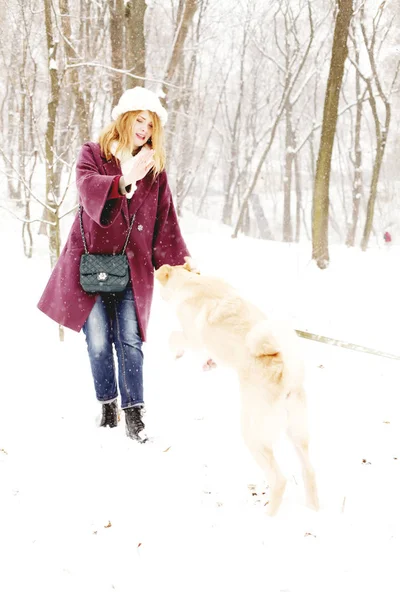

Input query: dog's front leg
[168,330,187,359]
[169,330,217,370]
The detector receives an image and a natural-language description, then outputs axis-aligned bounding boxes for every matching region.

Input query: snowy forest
[0,0,399,269]
[2,3,400,597]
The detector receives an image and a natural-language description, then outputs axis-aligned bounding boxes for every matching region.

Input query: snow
[1,212,400,599]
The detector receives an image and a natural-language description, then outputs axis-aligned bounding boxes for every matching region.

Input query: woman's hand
[126,146,155,185]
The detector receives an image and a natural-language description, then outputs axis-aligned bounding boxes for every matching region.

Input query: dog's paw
[202,358,217,371]
[169,331,186,360]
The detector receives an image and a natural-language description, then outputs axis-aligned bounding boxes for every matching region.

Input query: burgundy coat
[37,142,189,341]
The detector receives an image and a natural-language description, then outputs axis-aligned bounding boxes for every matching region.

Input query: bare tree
[160,0,199,173]
[161,0,198,100]
[232,0,317,239]
[312,0,353,269]
[278,1,317,241]
[346,20,365,247]
[221,9,251,227]
[356,2,399,251]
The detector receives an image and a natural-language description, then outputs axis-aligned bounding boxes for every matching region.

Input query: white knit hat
[111,87,168,126]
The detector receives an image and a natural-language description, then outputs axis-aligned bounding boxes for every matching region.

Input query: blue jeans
[82,286,144,409]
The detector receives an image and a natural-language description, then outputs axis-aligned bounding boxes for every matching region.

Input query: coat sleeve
[76,143,124,228]
[152,171,190,269]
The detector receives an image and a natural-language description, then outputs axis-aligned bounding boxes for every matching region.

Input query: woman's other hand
[126,146,155,185]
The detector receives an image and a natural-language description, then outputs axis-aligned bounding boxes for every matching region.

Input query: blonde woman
[38,87,190,442]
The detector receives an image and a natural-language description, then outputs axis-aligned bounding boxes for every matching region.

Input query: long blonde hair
[99,110,166,176]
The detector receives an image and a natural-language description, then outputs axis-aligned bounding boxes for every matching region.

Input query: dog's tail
[245,320,304,386]
[246,320,281,357]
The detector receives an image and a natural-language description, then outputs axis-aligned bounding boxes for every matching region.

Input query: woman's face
[132,110,153,149]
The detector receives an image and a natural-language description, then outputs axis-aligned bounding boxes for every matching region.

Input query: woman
[38,87,190,442]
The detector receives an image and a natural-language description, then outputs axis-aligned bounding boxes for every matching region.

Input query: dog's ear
[155,264,172,284]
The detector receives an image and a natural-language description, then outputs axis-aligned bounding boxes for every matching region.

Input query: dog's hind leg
[248,443,287,516]
[286,388,319,511]
[241,409,287,516]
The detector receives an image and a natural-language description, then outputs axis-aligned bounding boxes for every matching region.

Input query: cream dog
[155,261,319,516]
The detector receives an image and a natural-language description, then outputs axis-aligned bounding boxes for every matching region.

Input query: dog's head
[155,258,198,301]
[155,257,199,285]
[155,261,190,284]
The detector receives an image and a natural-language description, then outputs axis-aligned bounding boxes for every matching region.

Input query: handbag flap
[80,254,129,277]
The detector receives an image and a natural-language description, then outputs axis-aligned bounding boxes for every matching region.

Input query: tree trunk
[59,0,89,143]
[108,0,125,107]
[251,194,274,240]
[43,0,65,342]
[283,100,294,242]
[346,22,364,247]
[312,0,353,269]
[43,0,61,269]
[125,0,146,88]
[6,83,21,202]
[18,42,33,257]
[294,145,304,243]
[346,73,363,247]
[361,140,386,251]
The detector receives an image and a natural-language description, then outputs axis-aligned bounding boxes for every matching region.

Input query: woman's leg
[112,285,144,410]
[112,286,147,442]
[82,295,118,405]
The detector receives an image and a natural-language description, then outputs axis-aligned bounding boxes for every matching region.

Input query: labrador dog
[155,261,319,516]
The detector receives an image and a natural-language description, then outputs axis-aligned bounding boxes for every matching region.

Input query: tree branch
[64,62,181,90]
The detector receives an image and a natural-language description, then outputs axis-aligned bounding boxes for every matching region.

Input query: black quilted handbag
[79,205,136,293]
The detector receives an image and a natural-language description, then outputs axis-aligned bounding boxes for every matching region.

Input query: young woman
[38,87,190,442]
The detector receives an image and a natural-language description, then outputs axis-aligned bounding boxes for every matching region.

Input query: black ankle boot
[124,406,148,443]
[100,400,118,428]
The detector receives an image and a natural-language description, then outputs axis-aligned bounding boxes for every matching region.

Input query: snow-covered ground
[1,211,400,599]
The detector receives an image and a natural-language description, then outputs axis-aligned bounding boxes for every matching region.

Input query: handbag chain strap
[79,205,137,255]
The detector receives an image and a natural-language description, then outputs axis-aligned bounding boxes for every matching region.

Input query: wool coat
[37,142,189,341]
